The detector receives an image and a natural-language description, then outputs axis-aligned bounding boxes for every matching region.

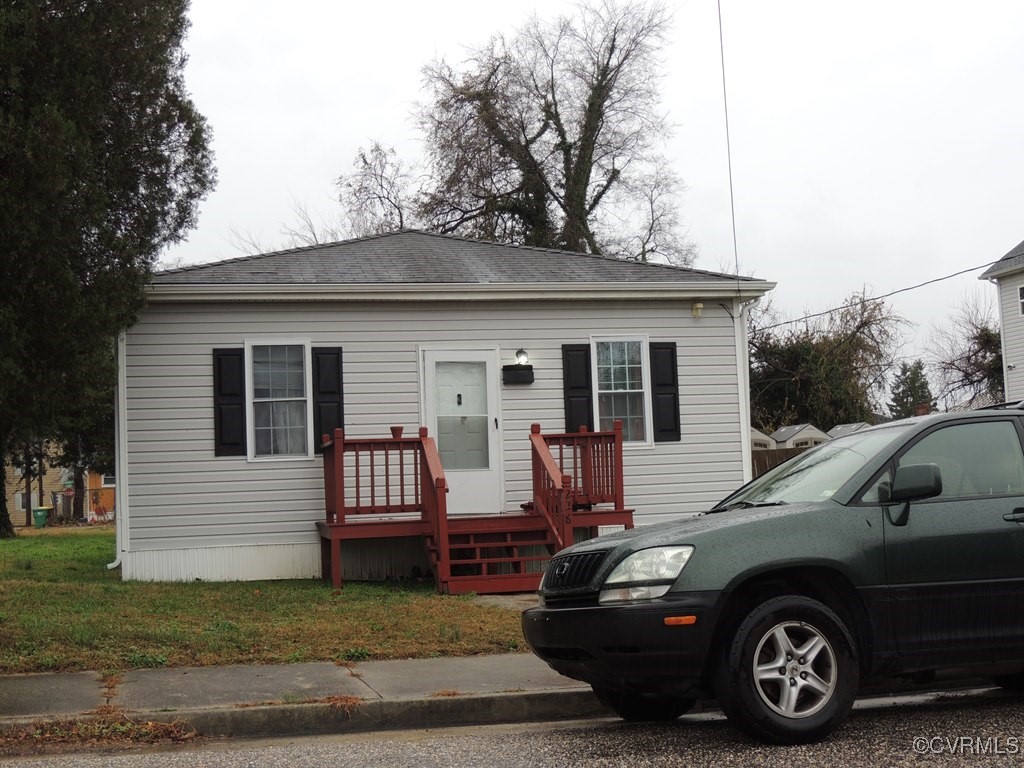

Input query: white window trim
[1018,286,1024,317]
[101,473,116,487]
[590,335,654,448]
[244,338,315,462]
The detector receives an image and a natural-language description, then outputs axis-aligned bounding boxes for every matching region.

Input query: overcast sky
[167,0,1024,361]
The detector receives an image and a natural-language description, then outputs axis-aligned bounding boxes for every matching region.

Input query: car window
[897,420,1024,500]
[715,425,910,508]
[859,466,893,504]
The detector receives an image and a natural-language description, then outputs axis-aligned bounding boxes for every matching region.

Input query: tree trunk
[0,483,14,538]
[0,431,17,537]
[23,444,32,527]
[73,465,85,520]
[37,442,44,513]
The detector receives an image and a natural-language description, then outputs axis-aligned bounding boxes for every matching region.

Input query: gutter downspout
[734,297,758,483]
[107,331,129,571]
[987,277,1011,401]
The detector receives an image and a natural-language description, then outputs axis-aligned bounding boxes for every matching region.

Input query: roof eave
[980,261,1024,281]
[146,280,776,303]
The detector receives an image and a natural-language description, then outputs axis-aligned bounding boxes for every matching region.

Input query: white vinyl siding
[999,275,1024,401]
[121,298,746,578]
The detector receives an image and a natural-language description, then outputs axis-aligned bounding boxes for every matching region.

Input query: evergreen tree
[888,360,934,419]
[0,1,216,536]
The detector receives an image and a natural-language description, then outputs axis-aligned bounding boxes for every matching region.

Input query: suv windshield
[714,425,912,509]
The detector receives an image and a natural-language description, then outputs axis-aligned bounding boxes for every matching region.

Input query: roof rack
[975,400,1024,411]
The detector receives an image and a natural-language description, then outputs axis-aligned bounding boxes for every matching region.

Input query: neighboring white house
[770,424,831,449]
[112,231,774,582]
[750,427,775,450]
[980,238,1024,402]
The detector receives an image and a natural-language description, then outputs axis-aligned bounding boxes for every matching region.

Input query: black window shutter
[562,344,594,432]
[313,347,344,453]
[212,349,246,456]
[649,342,681,443]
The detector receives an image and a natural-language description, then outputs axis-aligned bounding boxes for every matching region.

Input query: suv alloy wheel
[714,595,860,744]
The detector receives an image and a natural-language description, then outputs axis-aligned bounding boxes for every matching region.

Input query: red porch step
[428,515,558,595]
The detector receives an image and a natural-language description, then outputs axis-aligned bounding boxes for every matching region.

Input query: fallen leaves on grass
[0,706,197,757]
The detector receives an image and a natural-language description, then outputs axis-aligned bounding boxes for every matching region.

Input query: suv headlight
[599,546,694,604]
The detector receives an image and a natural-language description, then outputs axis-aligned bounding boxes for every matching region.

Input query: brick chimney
[913,403,932,416]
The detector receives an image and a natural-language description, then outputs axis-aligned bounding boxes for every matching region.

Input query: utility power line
[757,260,995,331]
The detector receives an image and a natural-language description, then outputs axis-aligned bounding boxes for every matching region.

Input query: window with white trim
[101,473,116,487]
[249,343,311,457]
[593,338,651,443]
[1018,286,1024,316]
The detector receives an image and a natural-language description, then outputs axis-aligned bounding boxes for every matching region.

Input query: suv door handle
[1003,508,1024,523]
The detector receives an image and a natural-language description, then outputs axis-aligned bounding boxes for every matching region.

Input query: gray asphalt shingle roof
[827,422,869,438]
[980,238,1024,279]
[154,230,766,286]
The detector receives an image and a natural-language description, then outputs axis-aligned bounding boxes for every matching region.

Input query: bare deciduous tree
[229,197,346,255]
[280,197,346,247]
[415,0,693,259]
[336,142,417,237]
[928,291,1004,409]
[599,163,696,265]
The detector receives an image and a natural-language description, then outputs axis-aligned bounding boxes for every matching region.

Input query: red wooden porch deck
[317,422,634,594]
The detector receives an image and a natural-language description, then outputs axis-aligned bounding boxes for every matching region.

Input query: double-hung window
[593,338,652,443]
[562,339,678,445]
[213,343,343,459]
[249,342,312,458]
[1019,286,1024,316]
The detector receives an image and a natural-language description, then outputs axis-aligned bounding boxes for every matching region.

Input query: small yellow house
[3,456,114,525]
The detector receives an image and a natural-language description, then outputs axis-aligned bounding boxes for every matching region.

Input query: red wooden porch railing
[529,425,573,551]
[318,426,449,589]
[529,420,633,550]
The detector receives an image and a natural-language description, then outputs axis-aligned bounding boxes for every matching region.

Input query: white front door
[423,349,502,515]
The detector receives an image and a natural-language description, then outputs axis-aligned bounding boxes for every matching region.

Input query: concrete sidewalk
[0,651,995,741]
[0,654,610,738]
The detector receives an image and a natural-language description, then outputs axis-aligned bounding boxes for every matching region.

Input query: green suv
[522,407,1024,743]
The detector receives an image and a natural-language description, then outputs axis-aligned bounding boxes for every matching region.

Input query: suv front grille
[544,551,607,590]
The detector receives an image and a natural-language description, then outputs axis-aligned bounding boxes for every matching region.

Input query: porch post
[333,427,346,524]
[612,420,625,511]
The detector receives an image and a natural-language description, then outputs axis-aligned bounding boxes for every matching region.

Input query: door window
[898,420,1024,500]
[435,361,489,470]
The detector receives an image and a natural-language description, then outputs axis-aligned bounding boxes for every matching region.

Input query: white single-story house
[111,231,774,585]
[750,427,775,450]
[981,238,1024,402]
[770,423,831,449]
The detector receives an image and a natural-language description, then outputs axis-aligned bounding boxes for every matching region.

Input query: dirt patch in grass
[0,529,527,673]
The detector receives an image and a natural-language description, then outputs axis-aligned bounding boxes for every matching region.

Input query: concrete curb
[136,688,608,739]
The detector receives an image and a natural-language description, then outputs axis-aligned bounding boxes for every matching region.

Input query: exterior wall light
[692,301,704,319]
[503,348,534,385]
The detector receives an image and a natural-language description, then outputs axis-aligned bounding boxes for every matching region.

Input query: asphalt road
[8,688,1024,767]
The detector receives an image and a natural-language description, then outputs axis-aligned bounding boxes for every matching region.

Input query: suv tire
[714,595,859,744]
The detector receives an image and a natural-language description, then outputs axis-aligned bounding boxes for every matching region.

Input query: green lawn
[0,528,524,673]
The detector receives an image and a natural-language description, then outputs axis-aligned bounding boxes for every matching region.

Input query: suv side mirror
[891,463,942,502]
[887,463,942,526]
